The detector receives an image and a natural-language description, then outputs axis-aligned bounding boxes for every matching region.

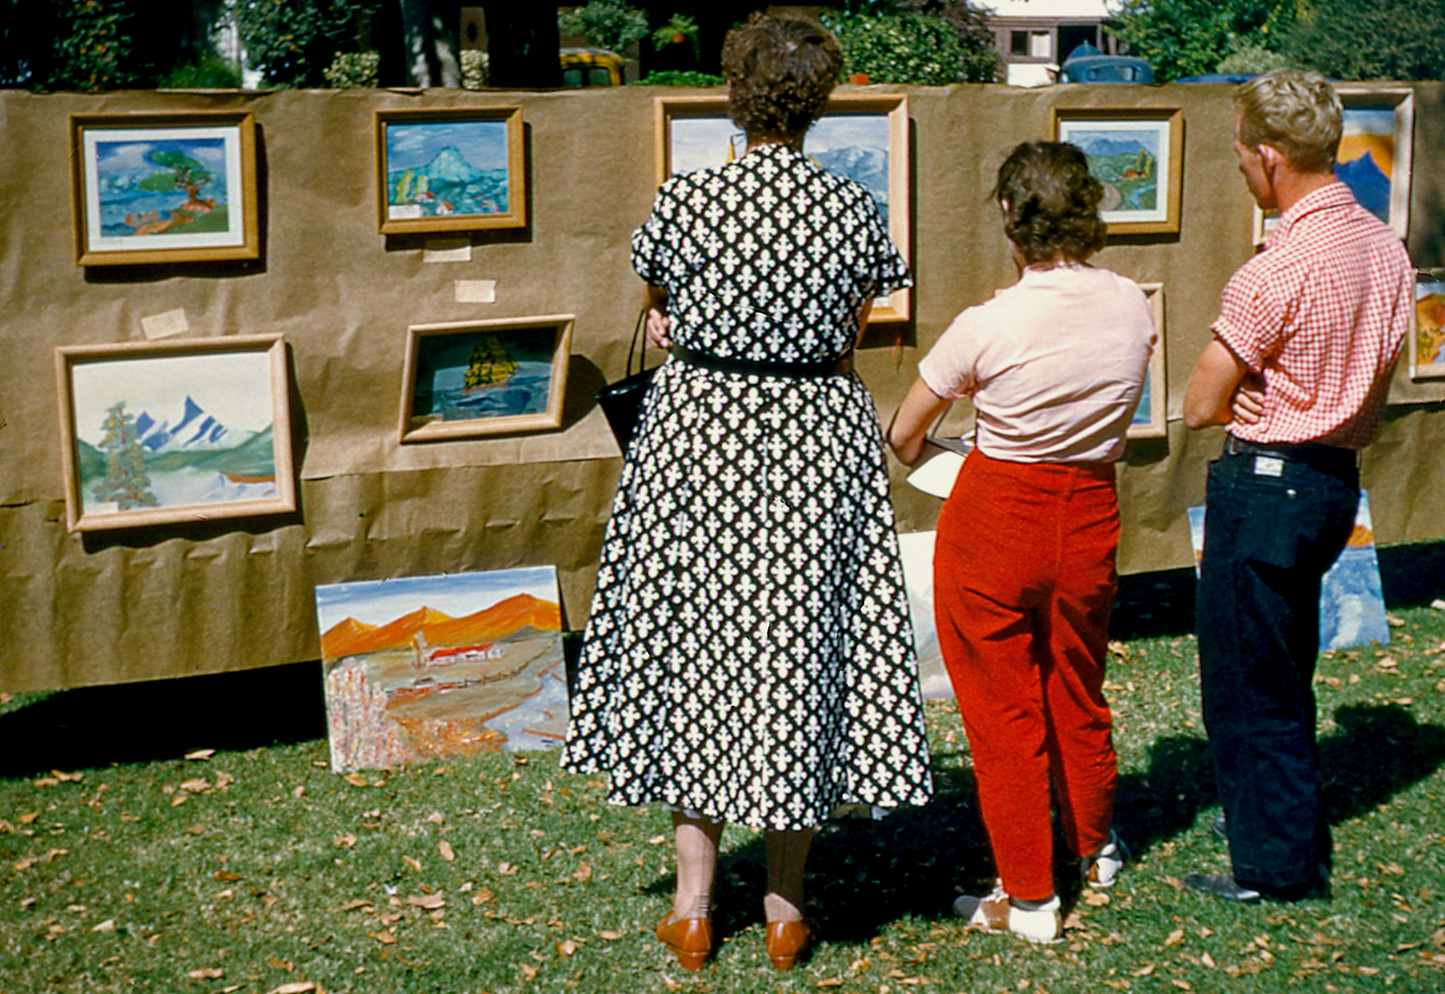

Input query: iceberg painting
[376,108,525,233]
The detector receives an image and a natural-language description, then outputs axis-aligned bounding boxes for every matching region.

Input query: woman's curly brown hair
[993,142,1108,265]
[722,11,842,141]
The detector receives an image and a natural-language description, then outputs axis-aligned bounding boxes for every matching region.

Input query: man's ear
[1257,143,1284,176]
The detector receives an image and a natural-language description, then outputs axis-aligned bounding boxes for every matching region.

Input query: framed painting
[375,106,526,235]
[1052,108,1183,235]
[1128,283,1167,439]
[315,565,568,772]
[1254,89,1414,245]
[69,111,259,266]
[55,334,295,532]
[399,314,573,442]
[654,93,912,322]
[1412,269,1445,380]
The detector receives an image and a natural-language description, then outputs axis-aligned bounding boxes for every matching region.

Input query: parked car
[1059,43,1153,84]
[560,48,625,87]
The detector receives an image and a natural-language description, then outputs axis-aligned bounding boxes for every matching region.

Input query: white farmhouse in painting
[976,0,1122,86]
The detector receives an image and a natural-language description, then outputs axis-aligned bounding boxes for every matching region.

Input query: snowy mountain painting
[70,349,278,517]
[1336,107,1396,225]
[807,114,891,225]
[385,118,511,220]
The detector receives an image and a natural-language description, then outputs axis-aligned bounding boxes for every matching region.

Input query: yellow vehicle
[560,47,625,87]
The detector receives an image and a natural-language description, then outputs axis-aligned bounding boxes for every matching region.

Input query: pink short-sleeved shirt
[1213,182,1412,450]
[919,265,1156,463]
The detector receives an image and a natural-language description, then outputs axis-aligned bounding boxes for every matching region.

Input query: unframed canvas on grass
[399,315,573,442]
[70,111,259,265]
[1053,108,1183,235]
[376,107,525,234]
[655,93,911,321]
[315,566,568,773]
[1187,493,1389,651]
[55,335,294,532]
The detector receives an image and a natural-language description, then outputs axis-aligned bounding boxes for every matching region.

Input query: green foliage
[1216,42,1294,75]
[1283,0,1445,81]
[557,0,648,55]
[322,50,380,87]
[234,0,379,88]
[1112,0,1298,81]
[652,13,700,60]
[48,0,136,90]
[156,54,243,89]
[631,69,725,87]
[828,12,998,85]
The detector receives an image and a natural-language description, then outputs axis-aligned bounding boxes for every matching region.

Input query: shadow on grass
[0,660,325,778]
[643,702,1445,944]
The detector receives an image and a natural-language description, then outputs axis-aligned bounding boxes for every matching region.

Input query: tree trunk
[399,0,462,88]
[483,2,561,88]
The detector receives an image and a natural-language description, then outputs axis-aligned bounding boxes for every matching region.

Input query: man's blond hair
[1234,68,1342,173]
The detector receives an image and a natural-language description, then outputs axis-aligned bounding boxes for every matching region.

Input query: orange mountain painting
[315,567,567,773]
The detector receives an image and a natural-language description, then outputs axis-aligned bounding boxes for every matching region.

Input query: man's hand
[1229,374,1266,424]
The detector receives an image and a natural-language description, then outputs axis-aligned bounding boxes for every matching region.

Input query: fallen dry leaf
[18,812,40,825]
[213,870,243,882]
[647,835,667,845]
[1082,889,1111,907]
[497,862,518,875]
[334,834,357,849]
[1386,613,1405,627]
[573,862,593,883]
[1171,981,1192,991]
[292,785,305,799]
[92,919,116,933]
[52,770,83,782]
[439,840,455,862]
[472,887,494,906]
[518,963,538,979]
[170,793,189,807]
[185,749,216,761]
[214,888,235,900]
[1202,952,1217,968]
[403,856,423,872]
[342,899,373,911]
[816,981,845,989]
[266,955,295,972]
[344,773,369,787]
[1165,928,1185,946]
[371,930,397,945]
[187,968,224,979]
[1132,964,1156,977]
[426,811,445,825]
[179,778,209,793]
[33,777,60,787]
[556,939,578,957]
[13,858,33,872]
[597,930,625,940]
[267,983,317,994]
[408,893,446,910]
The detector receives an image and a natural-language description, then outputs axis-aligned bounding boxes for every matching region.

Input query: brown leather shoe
[656,914,713,971]
[765,919,812,971]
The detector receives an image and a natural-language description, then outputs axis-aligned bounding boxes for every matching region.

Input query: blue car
[1060,43,1154,84]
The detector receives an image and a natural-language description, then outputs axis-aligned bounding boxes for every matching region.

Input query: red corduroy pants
[934,448,1120,902]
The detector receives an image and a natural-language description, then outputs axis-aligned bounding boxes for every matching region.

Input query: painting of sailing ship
[316,566,568,772]
[72,113,258,264]
[376,108,525,233]
[400,315,573,441]
[56,335,295,532]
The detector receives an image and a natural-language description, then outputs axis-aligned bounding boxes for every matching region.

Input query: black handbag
[596,309,657,450]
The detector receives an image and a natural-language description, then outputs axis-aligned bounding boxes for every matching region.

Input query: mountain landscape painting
[1336,107,1396,225]
[316,567,568,773]
[384,118,510,221]
[1059,122,1164,223]
[806,114,891,225]
[68,349,279,519]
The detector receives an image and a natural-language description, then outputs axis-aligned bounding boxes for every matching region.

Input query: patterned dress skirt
[561,359,935,831]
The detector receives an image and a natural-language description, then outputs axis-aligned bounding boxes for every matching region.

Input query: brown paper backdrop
[2,83,1442,692]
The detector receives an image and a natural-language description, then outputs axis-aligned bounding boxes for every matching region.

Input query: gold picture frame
[70,111,260,266]
[375,106,526,235]
[654,93,912,323]
[1052,107,1184,236]
[55,334,295,532]
[1128,283,1167,439]
[399,314,573,443]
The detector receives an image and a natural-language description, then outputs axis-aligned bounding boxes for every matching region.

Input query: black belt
[1223,435,1359,479]
[670,344,854,379]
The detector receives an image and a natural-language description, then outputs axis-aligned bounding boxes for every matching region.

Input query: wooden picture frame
[1254,89,1414,245]
[375,106,526,235]
[70,111,259,266]
[1128,283,1167,439]
[654,93,912,323]
[55,334,295,532]
[1412,269,1445,380]
[1052,107,1184,235]
[399,315,573,442]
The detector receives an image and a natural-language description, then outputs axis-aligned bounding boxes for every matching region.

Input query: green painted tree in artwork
[138,150,214,211]
[92,401,158,511]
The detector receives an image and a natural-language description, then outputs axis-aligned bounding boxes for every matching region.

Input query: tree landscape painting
[377,108,524,233]
[73,114,256,263]
[315,567,568,774]
[1060,122,1163,223]
[1414,274,1445,378]
[58,336,294,531]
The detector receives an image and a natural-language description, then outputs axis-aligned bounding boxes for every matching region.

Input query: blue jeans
[1196,446,1359,893]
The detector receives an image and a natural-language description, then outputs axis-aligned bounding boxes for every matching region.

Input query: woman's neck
[744,132,805,154]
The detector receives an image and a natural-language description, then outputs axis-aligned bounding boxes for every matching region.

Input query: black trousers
[1196,446,1358,893]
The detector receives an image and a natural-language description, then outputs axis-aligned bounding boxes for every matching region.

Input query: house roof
[978,0,1115,19]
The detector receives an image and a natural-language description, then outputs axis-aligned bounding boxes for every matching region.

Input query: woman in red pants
[889,141,1155,943]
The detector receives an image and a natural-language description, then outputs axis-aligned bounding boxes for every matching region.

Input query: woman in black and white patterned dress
[561,11,933,972]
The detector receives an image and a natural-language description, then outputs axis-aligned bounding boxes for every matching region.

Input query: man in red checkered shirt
[1181,69,1413,904]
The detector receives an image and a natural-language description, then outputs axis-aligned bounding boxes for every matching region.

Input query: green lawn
[4,603,1445,994]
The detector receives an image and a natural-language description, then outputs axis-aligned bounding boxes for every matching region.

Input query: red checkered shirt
[1212,181,1412,449]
